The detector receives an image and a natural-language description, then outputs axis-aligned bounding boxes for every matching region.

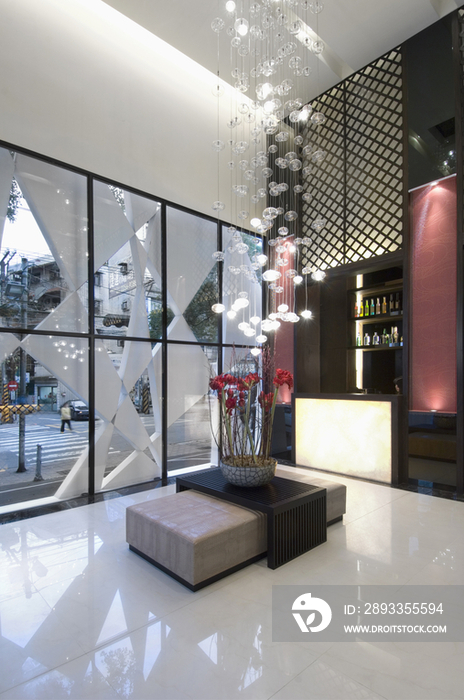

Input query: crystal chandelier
[210,0,328,349]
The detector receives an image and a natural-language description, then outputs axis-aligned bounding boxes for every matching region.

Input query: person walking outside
[60,402,73,432]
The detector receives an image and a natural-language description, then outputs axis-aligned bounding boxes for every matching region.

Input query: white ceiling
[102,0,460,102]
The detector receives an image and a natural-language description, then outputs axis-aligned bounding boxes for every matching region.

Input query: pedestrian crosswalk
[0,425,89,465]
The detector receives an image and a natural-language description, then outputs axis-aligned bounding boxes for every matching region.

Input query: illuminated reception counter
[293,394,400,484]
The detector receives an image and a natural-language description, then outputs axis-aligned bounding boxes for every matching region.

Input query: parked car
[68,400,89,420]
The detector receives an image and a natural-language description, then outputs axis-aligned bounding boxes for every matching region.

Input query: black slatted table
[176,468,327,569]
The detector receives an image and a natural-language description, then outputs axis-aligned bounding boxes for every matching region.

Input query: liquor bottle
[359,301,364,317]
[400,335,403,346]
[356,332,362,347]
[373,331,379,345]
[365,299,369,317]
[370,298,375,316]
[393,326,399,344]
[354,302,358,318]
[381,328,387,345]
[396,292,400,312]
[389,294,394,314]
[363,331,370,346]
[376,298,380,315]
[382,296,387,314]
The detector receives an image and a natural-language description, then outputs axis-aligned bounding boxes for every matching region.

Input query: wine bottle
[382,328,387,345]
[376,298,380,315]
[363,332,370,346]
[365,299,369,317]
[389,294,394,314]
[359,301,364,318]
[395,293,400,311]
[382,296,387,314]
[373,331,379,345]
[370,299,375,316]
[356,332,362,347]
[393,326,399,344]
[354,302,358,318]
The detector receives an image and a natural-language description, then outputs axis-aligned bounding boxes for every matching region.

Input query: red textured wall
[410,177,457,412]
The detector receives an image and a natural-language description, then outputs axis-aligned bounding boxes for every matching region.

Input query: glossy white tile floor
[1,466,464,700]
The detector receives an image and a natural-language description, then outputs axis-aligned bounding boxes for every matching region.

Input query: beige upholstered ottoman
[126,490,267,591]
[276,467,346,525]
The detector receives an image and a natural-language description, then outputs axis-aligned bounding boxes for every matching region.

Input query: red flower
[273,368,294,389]
[243,372,261,388]
[209,376,225,392]
[258,391,274,413]
[225,396,237,414]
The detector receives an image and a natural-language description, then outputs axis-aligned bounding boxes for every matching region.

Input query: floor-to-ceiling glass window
[0,148,89,507]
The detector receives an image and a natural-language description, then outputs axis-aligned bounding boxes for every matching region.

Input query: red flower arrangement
[209,359,293,467]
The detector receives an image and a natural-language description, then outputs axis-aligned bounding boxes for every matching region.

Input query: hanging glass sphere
[284,210,298,221]
[212,201,225,211]
[212,83,224,98]
[285,269,298,278]
[278,226,289,236]
[233,141,249,154]
[289,159,302,171]
[225,0,236,11]
[228,225,237,234]
[276,206,285,215]
[231,37,241,48]
[227,161,235,169]
[234,17,249,36]
[312,40,324,55]
[312,269,326,281]
[254,253,268,265]
[250,316,261,325]
[229,266,241,275]
[276,257,288,267]
[311,112,327,125]
[244,327,256,337]
[250,347,261,356]
[275,131,289,142]
[302,167,312,178]
[310,1,324,14]
[251,195,260,204]
[267,239,278,247]
[268,144,278,154]
[302,266,313,275]
[289,110,301,123]
[262,167,273,178]
[278,303,289,313]
[312,149,326,164]
[244,112,255,122]
[303,66,312,77]
[300,309,313,319]
[274,286,284,294]
[263,117,279,135]
[286,312,300,323]
[275,157,288,169]
[233,185,249,197]
[285,151,298,162]
[238,321,250,331]
[238,210,249,220]
[263,206,279,219]
[312,218,326,232]
[244,169,254,180]
[227,309,237,319]
[293,185,303,195]
[212,303,225,313]
[302,192,312,203]
[289,56,302,69]
[294,237,303,245]
[212,140,225,152]
[269,187,280,197]
[276,245,286,254]
[212,251,225,261]
[270,320,281,330]
[294,135,304,146]
[256,334,268,343]
[236,243,249,254]
[302,236,312,245]
[293,275,303,285]
[261,320,274,332]
[262,269,281,281]
[211,18,225,32]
